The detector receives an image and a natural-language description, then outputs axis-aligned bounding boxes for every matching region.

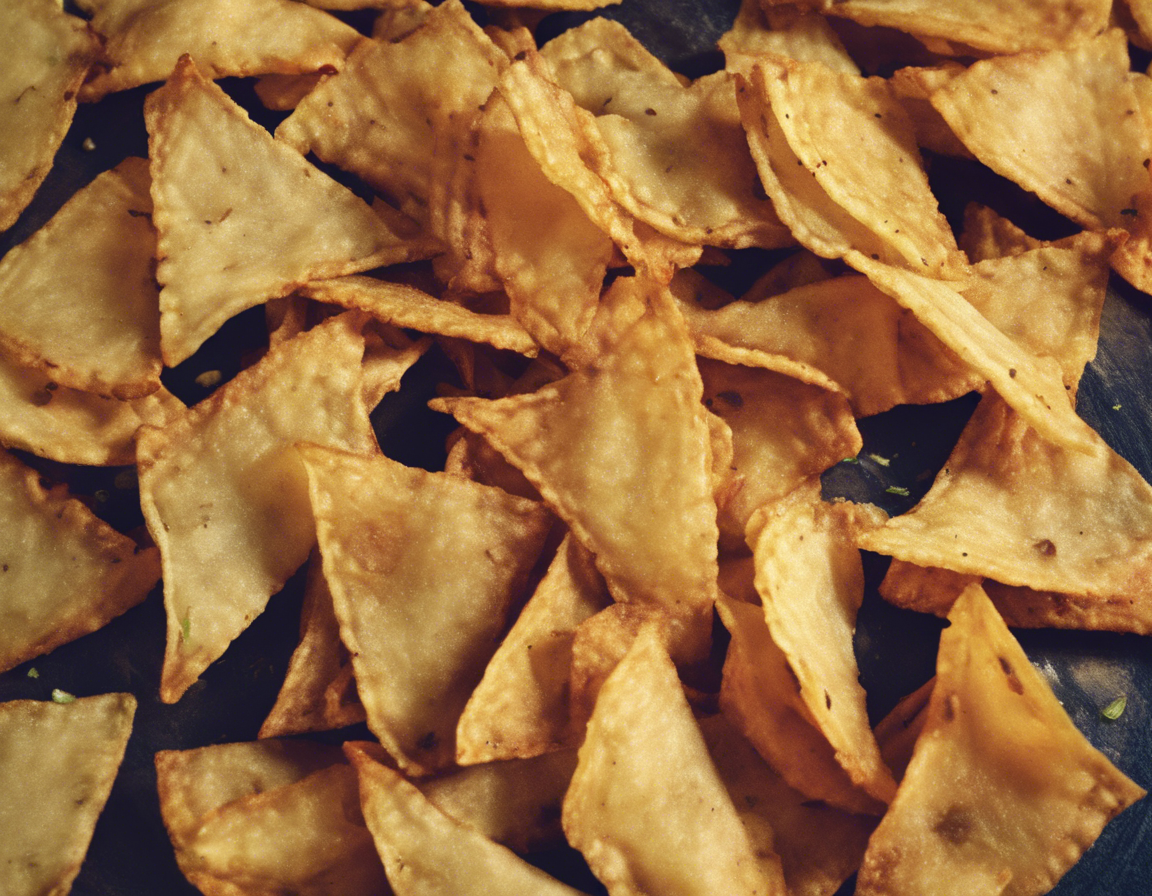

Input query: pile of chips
[0,0,1149,894]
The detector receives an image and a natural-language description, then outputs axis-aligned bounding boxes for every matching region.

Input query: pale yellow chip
[748,488,896,804]
[719,0,859,78]
[156,738,346,854]
[887,64,972,159]
[717,591,885,815]
[176,763,387,896]
[260,551,365,739]
[473,86,614,356]
[456,533,610,764]
[849,254,1097,455]
[563,625,787,896]
[0,0,96,232]
[858,393,1152,626]
[855,585,1145,895]
[700,712,876,896]
[0,157,161,399]
[277,0,508,226]
[137,312,378,703]
[0,355,184,466]
[0,693,135,896]
[301,443,553,775]
[929,29,1151,235]
[76,0,363,100]
[0,447,160,674]
[432,276,718,658]
[674,273,979,418]
[737,59,967,278]
[146,56,433,366]
[347,742,589,896]
[541,18,793,250]
[299,275,539,356]
[826,0,1110,54]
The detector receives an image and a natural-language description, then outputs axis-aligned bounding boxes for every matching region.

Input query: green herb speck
[1101,695,1127,721]
[26,667,38,679]
[51,689,76,704]
[885,486,910,497]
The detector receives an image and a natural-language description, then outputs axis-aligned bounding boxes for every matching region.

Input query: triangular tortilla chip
[76,0,363,100]
[0,447,160,674]
[347,743,590,896]
[855,585,1145,895]
[0,693,135,896]
[300,443,552,775]
[259,551,365,739]
[0,0,97,232]
[719,0,859,78]
[137,312,377,703]
[0,157,162,399]
[456,533,611,764]
[563,625,787,896]
[747,488,897,805]
[432,276,718,661]
[145,56,433,365]
[858,393,1152,625]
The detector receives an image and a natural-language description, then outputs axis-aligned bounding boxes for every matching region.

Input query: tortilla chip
[826,0,1110,54]
[747,489,897,804]
[700,712,876,896]
[720,0,859,78]
[0,157,161,399]
[431,276,718,660]
[137,312,377,703]
[0,356,184,466]
[737,59,967,278]
[259,551,365,739]
[0,693,135,896]
[563,625,787,896]
[145,56,432,365]
[857,393,1152,632]
[0,447,160,673]
[299,275,539,356]
[0,0,96,232]
[855,585,1145,895]
[301,443,552,775]
[347,743,588,895]
[76,0,363,100]
[456,533,610,764]
[276,0,507,226]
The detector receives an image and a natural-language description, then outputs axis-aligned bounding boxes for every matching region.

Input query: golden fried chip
[849,254,1096,454]
[0,693,135,896]
[717,590,885,815]
[0,157,161,398]
[418,746,580,853]
[542,18,793,250]
[473,87,613,356]
[855,585,1145,895]
[301,443,552,775]
[347,743,589,896]
[700,713,876,896]
[858,393,1152,632]
[137,313,377,703]
[887,64,972,159]
[0,447,160,674]
[177,763,387,896]
[445,428,542,501]
[0,0,96,232]
[156,739,346,853]
[826,0,1109,54]
[252,71,327,111]
[563,625,787,896]
[76,0,363,100]
[747,488,896,804]
[674,273,978,418]
[145,56,433,365]
[260,551,365,739]
[299,275,539,356]
[0,356,184,466]
[277,0,507,225]
[432,276,718,659]
[720,0,859,78]
[929,30,1150,234]
[737,59,966,278]
[873,677,934,783]
[456,534,610,764]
